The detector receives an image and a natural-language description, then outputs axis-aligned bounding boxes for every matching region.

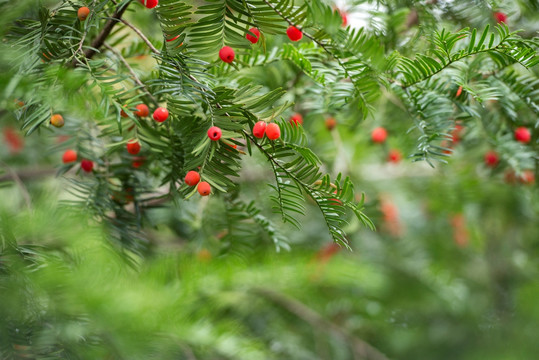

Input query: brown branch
[120,19,160,54]
[0,167,56,182]
[71,1,130,67]
[251,288,390,360]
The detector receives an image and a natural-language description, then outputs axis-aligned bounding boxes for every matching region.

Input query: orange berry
[325,117,337,131]
[62,149,77,163]
[197,181,211,196]
[50,114,64,128]
[184,171,201,186]
[135,104,149,117]
[78,6,90,21]
[265,123,281,140]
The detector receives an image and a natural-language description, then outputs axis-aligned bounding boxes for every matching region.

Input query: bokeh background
[1,0,538,359]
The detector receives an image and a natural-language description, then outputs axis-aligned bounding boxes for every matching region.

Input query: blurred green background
[2,0,539,359]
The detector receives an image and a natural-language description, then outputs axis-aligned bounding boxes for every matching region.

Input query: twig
[120,19,160,55]
[71,1,130,67]
[251,288,390,360]
[104,43,159,105]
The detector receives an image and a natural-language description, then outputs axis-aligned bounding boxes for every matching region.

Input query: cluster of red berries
[253,121,281,140]
[218,24,307,64]
[62,149,94,173]
[120,103,169,123]
[184,170,211,196]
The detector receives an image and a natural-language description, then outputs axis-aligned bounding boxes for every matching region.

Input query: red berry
[456,86,463,97]
[197,181,211,196]
[325,117,337,131]
[286,26,303,41]
[519,170,535,185]
[338,9,348,27]
[246,28,260,44]
[494,11,507,24]
[388,149,402,163]
[266,123,281,140]
[3,127,24,153]
[62,149,77,164]
[207,126,222,141]
[184,171,201,186]
[289,113,303,126]
[139,0,158,8]
[514,127,531,143]
[135,104,149,117]
[50,114,64,128]
[484,150,499,167]
[132,157,145,168]
[253,121,267,138]
[81,159,94,172]
[127,140,141,155]
[371,127,387,143]
[78,6,90,21]
[219,46,235,63]
[153,107,169,122]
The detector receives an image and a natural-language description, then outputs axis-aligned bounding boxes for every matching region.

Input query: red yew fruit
[290,113,303,126]
[132,157,145,168]
[78,7,90,21]
[153,107,169,122]
[246,28,260,44]
[388,149,402,163]
[519,170,535,185]
[494,11,507,24]
[139,0,158,9]
[127,140,141,155]
[62,149,77,164]
[371,127,387,143]
[484,150,499,167]
[456,86,463,97]
[81,159,94,172]
[253,121,267,138]
[50,114,64,128]
[219,46,235,63]
[184,171,201,186]
[207,126,222,141]
[3,127,24,153]
[197,181,211,196]
[514,127,531,143]
[325,117,337,131]
[337,9,348,27]
[135,104,149,117]
[266,123,281,140]
[286,26,303,41]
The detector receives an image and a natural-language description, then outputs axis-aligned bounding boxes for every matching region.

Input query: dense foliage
[1,0,538,359]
